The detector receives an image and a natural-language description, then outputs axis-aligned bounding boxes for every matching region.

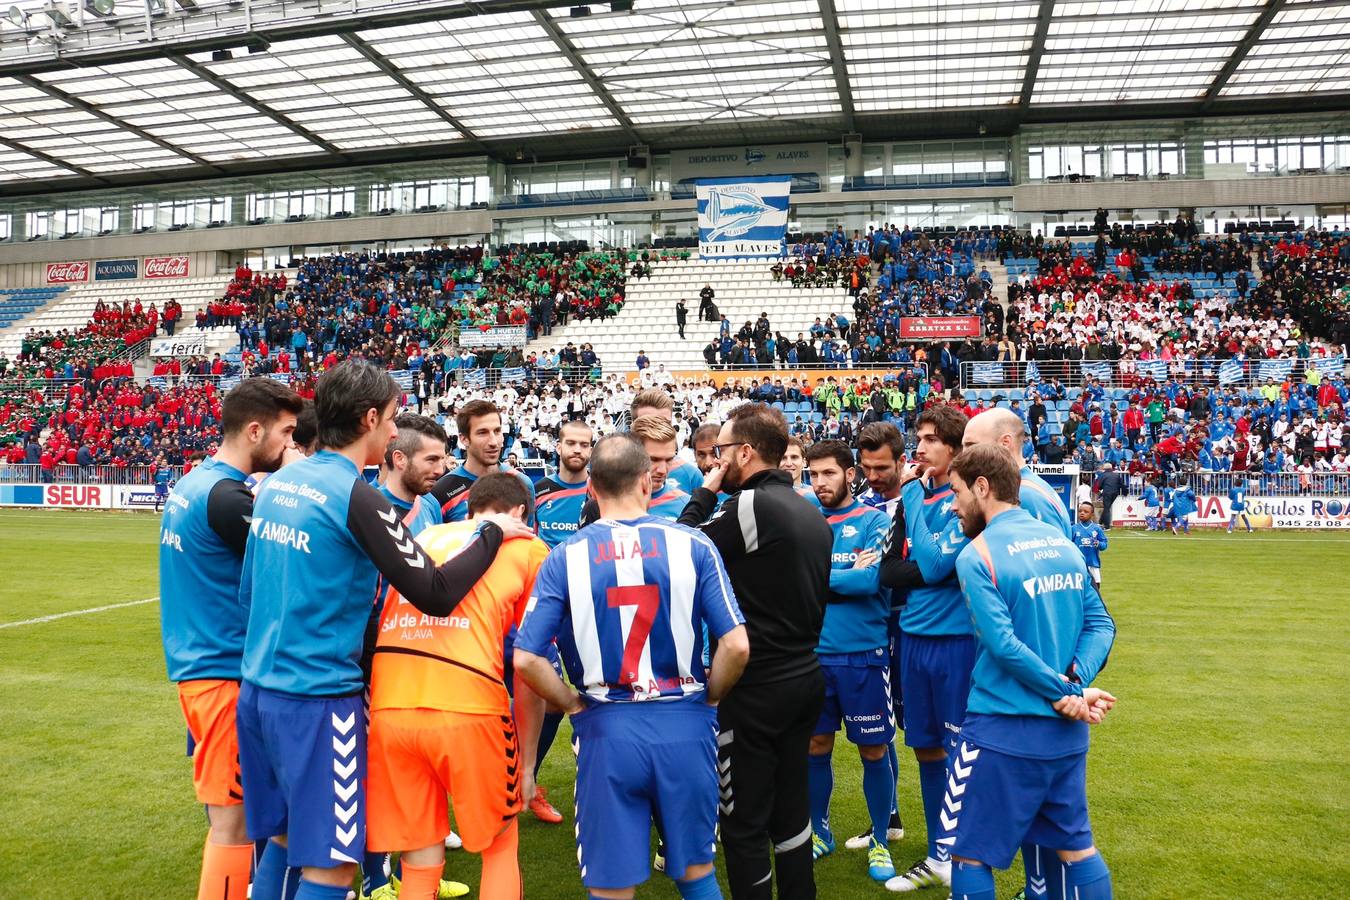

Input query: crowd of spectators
[1,376,225,481]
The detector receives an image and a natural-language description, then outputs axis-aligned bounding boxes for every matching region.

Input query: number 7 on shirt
[606,584,660,685]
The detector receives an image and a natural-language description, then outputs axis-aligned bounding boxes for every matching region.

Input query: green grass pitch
[1,508,1348,898]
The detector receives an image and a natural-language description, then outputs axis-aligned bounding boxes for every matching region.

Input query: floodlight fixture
[44,1,73,26]
[569,5,590,17]
[85,0,116,16]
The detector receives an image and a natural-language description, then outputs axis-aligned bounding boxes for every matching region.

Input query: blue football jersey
[159,457,253,682]
[534,475,589,548]
[515,516,744,704]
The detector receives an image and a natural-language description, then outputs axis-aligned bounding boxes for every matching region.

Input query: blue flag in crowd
[390,370,414,390]
[219,375,242,391]
[1079,360,1112,381]
[148,376,168,389]
[1311,355,1345,377]
[1258,358,1294,381]
[972,362,1004,384]
[462,369,487,388]
[500,367,525,383]
[1024,360,1041,383]
[1218,358,1245,386]
[1137,359,1168,381]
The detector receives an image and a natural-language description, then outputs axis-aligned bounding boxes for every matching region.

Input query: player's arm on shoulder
[1070,580,1116,687]
[958,548,1083,702]
[346,479,504,617]
[206,478,254,557]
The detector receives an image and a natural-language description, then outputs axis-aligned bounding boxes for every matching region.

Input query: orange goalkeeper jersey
[371,520,549,715]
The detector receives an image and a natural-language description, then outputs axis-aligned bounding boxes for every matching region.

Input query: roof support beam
[15,74,223,172]
[530,8,644,146]
[1203,0,1287,106]
[0,136,105,182]
[817,0,856,132]
[338,34,494,155]
[1020,0,1055,107]
[169,54,347,158]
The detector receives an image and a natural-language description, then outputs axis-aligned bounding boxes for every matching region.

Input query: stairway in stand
[526,256,856,371]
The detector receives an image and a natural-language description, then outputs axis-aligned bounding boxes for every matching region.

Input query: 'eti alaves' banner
[696,175,790,260]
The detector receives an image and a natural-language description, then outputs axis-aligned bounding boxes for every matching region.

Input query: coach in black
[678,402,833,900]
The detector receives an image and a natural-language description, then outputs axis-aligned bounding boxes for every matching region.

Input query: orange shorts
[367,708,522,854]
[177,679,242,807]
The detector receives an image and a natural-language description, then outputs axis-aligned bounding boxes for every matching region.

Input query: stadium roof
[0,0,1348,193]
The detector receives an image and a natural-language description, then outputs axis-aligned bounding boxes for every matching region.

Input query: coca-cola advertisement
[142,255,190,279]
[45,261,90,284]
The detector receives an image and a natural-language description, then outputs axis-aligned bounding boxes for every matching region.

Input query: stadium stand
[0,276,230,365]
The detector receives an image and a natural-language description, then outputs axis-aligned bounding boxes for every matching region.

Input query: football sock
[198,839,253,900]
[536,712,564,777]
[807,752,833,840]
[251,839,290,900]
[676,870,722,899]
[1022,843,1066,900]
[293,880,349,900]
[480,819,521,900]
[950,860,996,900]
[1065,852,1112,900]
[396,862,445,900]
[886,742,901,819]
[861,755,896,846]
[917,757,946,861]
[362,852,390,894]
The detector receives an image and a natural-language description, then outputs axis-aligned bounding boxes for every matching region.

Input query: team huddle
[159,362,1117,900]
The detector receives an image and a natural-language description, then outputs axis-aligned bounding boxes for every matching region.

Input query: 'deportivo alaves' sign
[671,143,827,181]
[695,176,790,261]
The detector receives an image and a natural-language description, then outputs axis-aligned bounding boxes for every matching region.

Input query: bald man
[962,408,1095,900]
[963,409,1071,538]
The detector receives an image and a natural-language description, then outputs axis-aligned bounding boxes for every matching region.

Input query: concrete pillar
[845,134,864,179]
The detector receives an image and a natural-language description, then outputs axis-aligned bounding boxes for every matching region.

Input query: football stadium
[1,1,1349,898]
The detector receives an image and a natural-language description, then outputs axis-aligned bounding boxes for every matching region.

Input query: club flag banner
[696,175,790,260]
[972,362,1004,384]
[1136,359,1168,381]
[1024,360,1041,383]
[390,370,414,390]
[218,375,242,391]
[1311,354,1345,377]
[1219,358,1245,385]
[500,367,526,382]
[462,369,487,388]
[1258,358,1294,381]
[1079,360,1111,381]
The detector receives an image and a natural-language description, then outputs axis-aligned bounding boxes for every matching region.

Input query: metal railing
[959,358,1347,390]
[0,463,185,485]
[1115,470,1350,499]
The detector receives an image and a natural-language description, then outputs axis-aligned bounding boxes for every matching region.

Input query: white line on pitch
[0,596,159,630]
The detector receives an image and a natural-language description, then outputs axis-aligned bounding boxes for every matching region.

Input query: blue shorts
[572,702,719,889]
[815,650,896,746]
[236,682,367,868]
[900,633,976,753]
[937,739,1094,869]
